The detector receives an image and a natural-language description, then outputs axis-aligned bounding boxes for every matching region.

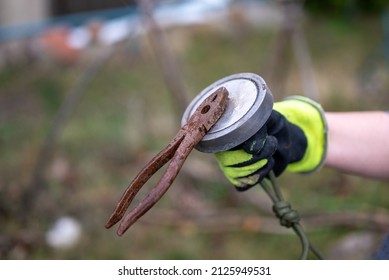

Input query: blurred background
[1,0,389,260]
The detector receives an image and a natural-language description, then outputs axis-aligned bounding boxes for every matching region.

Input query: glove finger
[265,110,293,176]
[234,157,275,191]
[216,160,269,188]
[215,149,253,167]
[231,136,277,168]
[241,127,268,154]
[215,148,268,186]
[266,110,287,136]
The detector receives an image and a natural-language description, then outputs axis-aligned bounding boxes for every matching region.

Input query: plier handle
[105,87,229,236]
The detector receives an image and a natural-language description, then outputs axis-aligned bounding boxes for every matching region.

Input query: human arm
[215,98,389,190]
[325,111,389,179]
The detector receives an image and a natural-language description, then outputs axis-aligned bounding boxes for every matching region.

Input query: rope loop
[259,171,324,259]
[272,201,300,228]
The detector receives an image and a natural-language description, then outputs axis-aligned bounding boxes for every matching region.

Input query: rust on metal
[105,87,229,236]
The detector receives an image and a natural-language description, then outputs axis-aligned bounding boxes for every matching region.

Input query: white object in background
[45,216,82,249]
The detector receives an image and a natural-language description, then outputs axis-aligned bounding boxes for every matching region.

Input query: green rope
[259,171,324,260]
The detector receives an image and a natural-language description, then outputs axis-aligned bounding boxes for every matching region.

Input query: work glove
[215,96,327,191]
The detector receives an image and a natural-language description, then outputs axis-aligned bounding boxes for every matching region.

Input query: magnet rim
[181,73,273,153]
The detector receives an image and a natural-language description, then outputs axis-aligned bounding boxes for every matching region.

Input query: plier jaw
[105,87,229,236]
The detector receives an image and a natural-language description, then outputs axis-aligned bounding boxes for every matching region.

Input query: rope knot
[272,201,300,228]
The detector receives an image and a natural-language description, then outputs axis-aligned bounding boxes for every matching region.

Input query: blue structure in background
[0,0,233,42]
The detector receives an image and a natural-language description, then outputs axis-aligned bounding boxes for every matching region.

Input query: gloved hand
[215,96,327,191]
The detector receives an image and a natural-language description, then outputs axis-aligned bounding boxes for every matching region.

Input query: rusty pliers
[105,87,229,236]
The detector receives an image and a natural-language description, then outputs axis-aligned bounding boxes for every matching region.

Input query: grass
[1,13,389,260]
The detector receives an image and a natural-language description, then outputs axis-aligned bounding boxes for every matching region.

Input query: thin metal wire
[259,171,324,260]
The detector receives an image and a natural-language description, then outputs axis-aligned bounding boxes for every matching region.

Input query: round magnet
[181,73,273,152]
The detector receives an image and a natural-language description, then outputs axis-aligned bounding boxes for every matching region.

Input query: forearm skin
[325,111,389,179]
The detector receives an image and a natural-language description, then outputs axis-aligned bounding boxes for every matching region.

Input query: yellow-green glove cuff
[273,96,327,173]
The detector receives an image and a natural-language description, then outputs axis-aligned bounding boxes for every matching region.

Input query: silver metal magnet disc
[181,73,273,152]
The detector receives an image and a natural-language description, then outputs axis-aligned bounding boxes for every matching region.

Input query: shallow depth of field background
[1,0,389,259]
